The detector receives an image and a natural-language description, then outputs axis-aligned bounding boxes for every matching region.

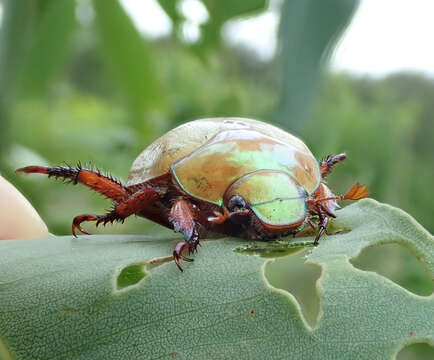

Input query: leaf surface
[0,199,433,359]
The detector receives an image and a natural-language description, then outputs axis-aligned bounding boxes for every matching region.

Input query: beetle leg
[16,164,129,203]
[208,206,250,225]
[320,153,347,179]
[207,206,230,224]
[71,187,159,236]
[314,213,329,245]
[307,218,316,231]
[313,182,370,204]
[169,199,200,271]
[72,214,99,235]
[72,212,122,236]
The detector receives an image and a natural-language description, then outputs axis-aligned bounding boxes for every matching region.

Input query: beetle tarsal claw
[173,241,196,271]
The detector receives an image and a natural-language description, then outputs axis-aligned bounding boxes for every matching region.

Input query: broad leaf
[276,0,359,130]
[0,199,433,359]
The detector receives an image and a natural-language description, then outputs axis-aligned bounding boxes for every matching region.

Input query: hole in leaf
[265,249,321,328]
[117,264,147,290]
[350,243,433,296]
[234,240,315,258]
[396,342,434,360]
[116,255,174,291]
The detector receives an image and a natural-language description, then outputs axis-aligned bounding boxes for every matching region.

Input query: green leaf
[0,0,38,156]
[276,0,359,130]
[0,199,433,359]
[200,0,267,46]
[18,0,77,95]
[92,0,163,119]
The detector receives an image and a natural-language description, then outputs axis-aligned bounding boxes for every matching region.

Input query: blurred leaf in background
[276,0,358,131]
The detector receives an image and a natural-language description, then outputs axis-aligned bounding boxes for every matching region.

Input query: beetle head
[227,194,247,212]
[223,170,307,229]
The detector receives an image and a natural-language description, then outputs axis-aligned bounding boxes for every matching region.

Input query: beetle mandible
[16,118,369,271]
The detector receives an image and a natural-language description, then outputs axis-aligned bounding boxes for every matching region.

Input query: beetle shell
[128,118,314,185]
[128,117,321,228]
[171,128,319,204]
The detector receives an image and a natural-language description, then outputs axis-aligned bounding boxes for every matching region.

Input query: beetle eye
[227,195,246,212]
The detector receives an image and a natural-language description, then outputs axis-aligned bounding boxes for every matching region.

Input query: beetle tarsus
[72,214,101,236]
[173,241,196,272]
[320,153,347,179]
[314,215,329,245]
[72,212,124,236]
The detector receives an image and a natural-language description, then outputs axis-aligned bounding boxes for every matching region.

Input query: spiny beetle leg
[16,164,129,203]
[72,212,124,236]
[170,199,200,271]
[173,242,195,272]
[314,215,329,246]
[72,214,102,236]
[320,153,347,179]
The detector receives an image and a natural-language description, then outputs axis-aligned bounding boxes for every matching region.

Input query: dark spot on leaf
[396,342,434,360]
[409,331,414,336]
[265,249,321,329]
[350,243,434,296]
[60,304,76,313]
[249,309,255,315]
[172,351,178,356]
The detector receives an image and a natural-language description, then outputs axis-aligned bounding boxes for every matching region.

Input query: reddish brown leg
[311,182,370,205]
[16,164,129,203]
[169,199,200,272]
[72,213,122,236]
[208,206,250,225]
[71,187,159,236]
[320,153,347,179]
[314,211,329,245]
[308,182,369,245]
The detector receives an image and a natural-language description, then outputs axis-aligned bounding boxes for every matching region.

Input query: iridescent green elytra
[171,128,320,227]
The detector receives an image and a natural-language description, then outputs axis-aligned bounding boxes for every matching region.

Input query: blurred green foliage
[0,1,433,357]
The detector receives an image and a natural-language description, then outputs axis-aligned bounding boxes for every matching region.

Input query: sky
[120,0,434,78]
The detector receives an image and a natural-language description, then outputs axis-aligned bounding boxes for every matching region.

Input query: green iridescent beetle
[17,118,369,271]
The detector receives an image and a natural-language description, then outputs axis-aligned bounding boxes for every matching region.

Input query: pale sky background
[120,0,434,78]
[1,0,433,77]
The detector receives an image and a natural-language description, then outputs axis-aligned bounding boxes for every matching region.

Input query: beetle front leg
[169,199,200,271]
[208,206,250,225]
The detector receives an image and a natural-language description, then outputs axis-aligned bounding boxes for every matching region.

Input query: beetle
[16,118,369,271]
